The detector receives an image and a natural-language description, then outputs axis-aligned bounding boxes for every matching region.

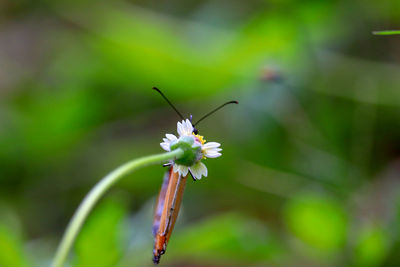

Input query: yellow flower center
[193,134,206,145]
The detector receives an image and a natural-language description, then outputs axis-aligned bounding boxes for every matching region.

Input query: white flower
[160,119,222,180]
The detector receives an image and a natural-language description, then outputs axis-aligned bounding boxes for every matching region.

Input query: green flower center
[170,136,202,166]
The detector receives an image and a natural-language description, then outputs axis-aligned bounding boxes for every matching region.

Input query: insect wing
[153,168,187,264]
[153,170,171,237]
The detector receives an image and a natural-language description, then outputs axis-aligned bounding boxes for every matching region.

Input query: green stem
[51,149,184,267]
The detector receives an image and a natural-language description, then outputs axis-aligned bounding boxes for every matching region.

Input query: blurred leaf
[284,193,348,252]
[373,30,400,35]
[0,224,28,267]
[74,198,127,267]
[353,224,389,267]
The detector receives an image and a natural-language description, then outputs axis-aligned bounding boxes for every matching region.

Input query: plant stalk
[52,149,183,267]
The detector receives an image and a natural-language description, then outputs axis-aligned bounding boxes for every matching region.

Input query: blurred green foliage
[373,30,400,35]
[354,224,389,267]
[285,193,348,252]
[1,0,400,266]
[75,198,127,267]
[0,205,28,267]
[0,225,28,267]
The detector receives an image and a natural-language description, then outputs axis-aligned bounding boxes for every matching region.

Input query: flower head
[160,119,222,180]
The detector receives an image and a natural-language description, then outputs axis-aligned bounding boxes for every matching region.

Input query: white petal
[173,164,188,176]
[189,164,201,180]
[162,140,173,146]
[189,162,208,180]
[205,152,222,158]
[202,142,221,149]
[182,120,189,133]
[160,142,170,151]
[179,165,189,176]
[161,134,177,151]
[177,121,184,136]
[204,146,222,153]
[177,119,193,136]
[165,134,177,141]
[200,162,208,177]
[189,161,208,180]
[203,142,222,158]
[184,119,194,134]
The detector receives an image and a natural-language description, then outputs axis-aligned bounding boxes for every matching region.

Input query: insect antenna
[153,87,184,120]
[193,100,238,126]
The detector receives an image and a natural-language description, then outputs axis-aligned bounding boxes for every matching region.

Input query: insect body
[153,167,187,264]
[151,87,237,264]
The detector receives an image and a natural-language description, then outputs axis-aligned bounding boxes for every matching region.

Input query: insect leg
[188,170,196,182]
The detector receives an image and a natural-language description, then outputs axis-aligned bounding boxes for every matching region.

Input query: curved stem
[52,149,184,267]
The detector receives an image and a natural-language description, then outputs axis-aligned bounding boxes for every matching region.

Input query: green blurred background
[1,0,400,266]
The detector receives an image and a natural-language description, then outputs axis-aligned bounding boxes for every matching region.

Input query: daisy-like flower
[160,119,222,180]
